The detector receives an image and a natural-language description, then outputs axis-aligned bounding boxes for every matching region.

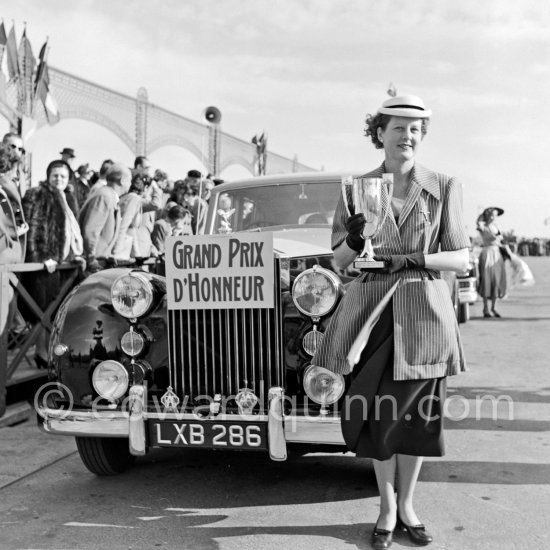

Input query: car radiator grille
[167,266,283,405]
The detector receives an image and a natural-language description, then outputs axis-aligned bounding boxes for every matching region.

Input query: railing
[0,258,161,417]
[0,262,81,417]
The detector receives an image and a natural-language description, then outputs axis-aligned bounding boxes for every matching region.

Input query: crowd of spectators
[0,132,223,366]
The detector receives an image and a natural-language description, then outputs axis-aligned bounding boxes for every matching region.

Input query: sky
[1,0,550,238]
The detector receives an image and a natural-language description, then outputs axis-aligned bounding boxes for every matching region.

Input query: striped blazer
[312,163,471,381]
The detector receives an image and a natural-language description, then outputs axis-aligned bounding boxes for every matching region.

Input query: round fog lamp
[302,328,324,356]
[292,266,341,317]
[121,329,145,357]
[303,365,345,405]
[92,360,129,401]
[111,272,153,319]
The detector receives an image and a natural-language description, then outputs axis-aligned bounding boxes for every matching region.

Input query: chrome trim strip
[267,387,287,461]
[274,260,282,386]
[168,312,175,392]
[250,309,258,392]
[284,415,346,445]
[194,309,199,393]
[232,308,238,394]
[128,384,147,456]
[224,309,230,395]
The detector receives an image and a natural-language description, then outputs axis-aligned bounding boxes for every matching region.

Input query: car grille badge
[160,386,180,412]
[235,387,259,415]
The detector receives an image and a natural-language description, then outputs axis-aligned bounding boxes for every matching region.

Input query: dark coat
[22,182,67,263]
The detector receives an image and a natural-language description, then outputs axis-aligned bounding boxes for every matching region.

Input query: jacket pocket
[393,279,461,370]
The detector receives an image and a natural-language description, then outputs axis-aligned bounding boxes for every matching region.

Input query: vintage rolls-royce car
[37,172,360,475]
[36,172,469,475]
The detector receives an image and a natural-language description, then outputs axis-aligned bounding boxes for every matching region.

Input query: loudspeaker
[204,106,222,124]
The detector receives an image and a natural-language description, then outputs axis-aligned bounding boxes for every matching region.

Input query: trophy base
[353,258,386,270]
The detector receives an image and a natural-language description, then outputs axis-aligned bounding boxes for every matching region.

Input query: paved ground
[0,256,549,550]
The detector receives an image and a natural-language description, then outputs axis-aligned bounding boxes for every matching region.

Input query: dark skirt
[341,301,446,461]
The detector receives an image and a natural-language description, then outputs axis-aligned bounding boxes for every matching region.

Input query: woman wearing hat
[476,207,507,317]
[312,95,470,548]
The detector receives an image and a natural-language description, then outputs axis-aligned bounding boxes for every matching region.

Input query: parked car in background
[455,251,478,323]
[36,172,473,475]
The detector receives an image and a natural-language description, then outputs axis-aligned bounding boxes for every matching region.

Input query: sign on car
[165,233,275,309]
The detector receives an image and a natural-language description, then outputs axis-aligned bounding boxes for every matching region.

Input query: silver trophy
[341,174,393,269]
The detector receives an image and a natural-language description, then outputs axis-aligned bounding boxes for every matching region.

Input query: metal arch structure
[3,67,315,176]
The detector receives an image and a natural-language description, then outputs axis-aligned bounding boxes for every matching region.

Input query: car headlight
[111,272,154,319]
[292,266,342,317]
[92,360,129,400]
[303,365,345,405]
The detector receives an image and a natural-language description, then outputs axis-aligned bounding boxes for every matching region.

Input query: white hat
[377,95,432,118]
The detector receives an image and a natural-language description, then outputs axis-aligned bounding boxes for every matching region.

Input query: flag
[0,22,7,103]
[0,22,7,68]
[6,23,19,81]
[35,62,59,124]
[34,40,47,94]
[18,28,36,116]
[33,39,59,124]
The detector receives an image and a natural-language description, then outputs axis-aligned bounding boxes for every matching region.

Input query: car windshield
[209,181,340,234]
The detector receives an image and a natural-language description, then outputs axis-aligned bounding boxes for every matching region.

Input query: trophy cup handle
[341,176,353,217]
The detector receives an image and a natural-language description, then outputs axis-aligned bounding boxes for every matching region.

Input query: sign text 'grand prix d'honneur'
[165,233,274,309]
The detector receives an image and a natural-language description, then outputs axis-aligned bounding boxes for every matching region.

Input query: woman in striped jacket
[312,95,470,549]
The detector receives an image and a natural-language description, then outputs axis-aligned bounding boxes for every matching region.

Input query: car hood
[268,227,332,258]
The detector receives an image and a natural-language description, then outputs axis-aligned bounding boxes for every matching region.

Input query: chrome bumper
[38,385,346,460]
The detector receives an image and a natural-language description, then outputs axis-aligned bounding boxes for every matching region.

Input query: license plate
[149,420,267,450]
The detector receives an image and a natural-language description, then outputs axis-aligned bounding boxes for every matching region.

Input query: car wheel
[458,303,470,324]
[75,437,136,476]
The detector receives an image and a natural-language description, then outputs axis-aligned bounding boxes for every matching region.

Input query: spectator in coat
[22,159,85,367]
[2,132,26,196]
[88,159,114,198]
[74,163,94,209]
[79,163,131,272]
[0,143,27,347]
[112,174,164,261]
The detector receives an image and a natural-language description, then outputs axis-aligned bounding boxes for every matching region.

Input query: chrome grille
[167,262,283,404]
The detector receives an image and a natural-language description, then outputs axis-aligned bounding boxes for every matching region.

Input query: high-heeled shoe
[396,515,433,546]
[372,523,394,549]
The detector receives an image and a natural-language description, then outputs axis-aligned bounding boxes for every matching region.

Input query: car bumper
[37,385,345,461]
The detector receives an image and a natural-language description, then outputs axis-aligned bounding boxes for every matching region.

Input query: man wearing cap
[79,163,131,272]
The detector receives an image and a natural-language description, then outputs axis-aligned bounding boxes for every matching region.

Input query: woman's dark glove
[373,252,426,273]
[345,213,366,252]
